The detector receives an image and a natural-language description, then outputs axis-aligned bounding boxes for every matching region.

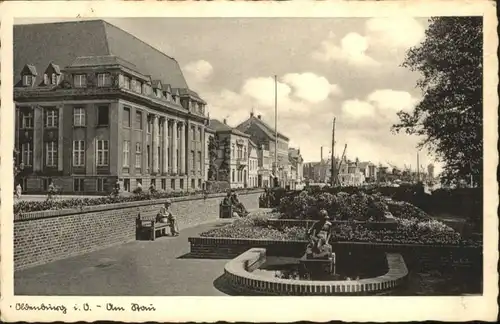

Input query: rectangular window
[22,112,33,128]
[123,140,130,167]
[151,178,156,187]
[198,128,202,142]
[146,145,150,171]
[161,178,166,190]
[97,73,111,87]
[232,144,235,158]
[73,74,87,88]
[171,179,175,190]
[147,115,152,133]
[96,178,107,192]
[96,140,109,166]
[135,143,142,168]
[191,127,196,142]
[198,179,202,189]
[191,179,195,189]
[72,140,85,167]
[73,107,86,126]
[198,151,202,171]
[23,75,33,87]
[45,141,57,167]
[191,150,195,169]
[97,105,109,126]
[123,107,131,127]
[45,109,58,128]
[232,169,235,182]
[74,179,85,192]
[135,111,143,130]
[179,179,184,189]
[21,143,33,166]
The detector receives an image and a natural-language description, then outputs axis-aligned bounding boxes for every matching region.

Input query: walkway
[15,220,235,296]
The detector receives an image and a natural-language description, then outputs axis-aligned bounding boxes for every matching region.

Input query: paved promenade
[15,220,236,296]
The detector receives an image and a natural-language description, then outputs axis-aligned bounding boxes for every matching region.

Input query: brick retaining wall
[14,190,263,271]
[266,219,398,230]
[188,236,482,268]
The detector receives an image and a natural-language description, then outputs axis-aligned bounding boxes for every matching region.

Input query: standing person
[164,199,179,236]
[15,183,22,199]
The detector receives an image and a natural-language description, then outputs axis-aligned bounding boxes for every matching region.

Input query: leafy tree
[392,17,482,186]
[217,136,231,181]
[207,136,218,181]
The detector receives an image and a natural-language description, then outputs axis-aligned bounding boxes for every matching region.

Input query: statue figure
[306,209,333,259]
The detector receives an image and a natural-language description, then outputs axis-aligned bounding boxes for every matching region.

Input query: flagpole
[274,75,278,187]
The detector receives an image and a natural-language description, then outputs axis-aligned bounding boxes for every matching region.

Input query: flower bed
[14,187,254,215]
[277,190,432,222]
[199,212,482,247]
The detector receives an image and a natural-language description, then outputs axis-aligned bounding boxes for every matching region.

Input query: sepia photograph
[0,0,498,322]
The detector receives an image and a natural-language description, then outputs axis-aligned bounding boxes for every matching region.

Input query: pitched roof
[14,20,189,89]
[236,115,289,141]
[210,119,250,137]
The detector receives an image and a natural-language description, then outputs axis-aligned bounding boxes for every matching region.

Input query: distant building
[209,119,250,189]
[14,20,208,194]
[248,140,259,188]
[236,112,294,188]
[288,148,304,189]
[257,145,272,188]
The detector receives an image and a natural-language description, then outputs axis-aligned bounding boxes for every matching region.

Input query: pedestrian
[15,183,22,199]
[164,199,179,236]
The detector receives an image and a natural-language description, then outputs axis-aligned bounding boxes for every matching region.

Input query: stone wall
[14,190,263,271]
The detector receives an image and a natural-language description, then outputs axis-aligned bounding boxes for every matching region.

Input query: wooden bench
[219,202,234,219]
[136,211,171,241]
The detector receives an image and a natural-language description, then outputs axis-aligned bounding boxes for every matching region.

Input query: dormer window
[97,73,111,87]
[155,89,162,99]
[22,75,34,87]
[51,73,58,85]
[73,74,87,88]
[21,64,37,87]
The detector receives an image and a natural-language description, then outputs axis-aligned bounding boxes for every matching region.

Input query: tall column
[152,114,159,173]
[179,121,186,174]
[171,119,178,174]
[162,117,169,174]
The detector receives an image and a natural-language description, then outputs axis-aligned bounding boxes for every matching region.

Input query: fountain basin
[224,248,408,295]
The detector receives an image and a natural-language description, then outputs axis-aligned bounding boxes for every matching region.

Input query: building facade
[236,112,294,188]
[288,147,304,189]
[257,146,272,188]
[14,20,208,194]
[209,119,250,189]
[248,140,259,188]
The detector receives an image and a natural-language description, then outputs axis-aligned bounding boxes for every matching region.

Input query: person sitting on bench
[164,199,179,236]
[231,192,249,217]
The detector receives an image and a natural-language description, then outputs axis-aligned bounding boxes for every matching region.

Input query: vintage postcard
[0,0,498,322]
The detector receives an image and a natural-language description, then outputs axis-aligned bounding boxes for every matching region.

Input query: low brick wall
[188,236,482,269]
[14,190,263,271]
[224,249,409,296]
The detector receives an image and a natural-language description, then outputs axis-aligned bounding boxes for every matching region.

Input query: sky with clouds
[17,17,441,174]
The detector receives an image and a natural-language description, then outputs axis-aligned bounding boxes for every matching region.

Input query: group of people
[222,190,249,217]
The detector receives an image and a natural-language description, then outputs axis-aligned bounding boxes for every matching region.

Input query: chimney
[257,114,262,119]
[321,147,323,162]
[223,118,227,125]
[250,111,254,117]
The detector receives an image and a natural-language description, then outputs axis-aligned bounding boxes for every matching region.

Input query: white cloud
[282,72,342,103]
[311,32,380,67]
[367,89,419,112]
[341,99,376,119]
[365,17,426,50]
[183,60,214,84]
[241,77,292,107]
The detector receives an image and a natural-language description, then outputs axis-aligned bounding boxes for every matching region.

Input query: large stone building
[208,119,250,189]
[14,20,208,194]
[236,112,294,188]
